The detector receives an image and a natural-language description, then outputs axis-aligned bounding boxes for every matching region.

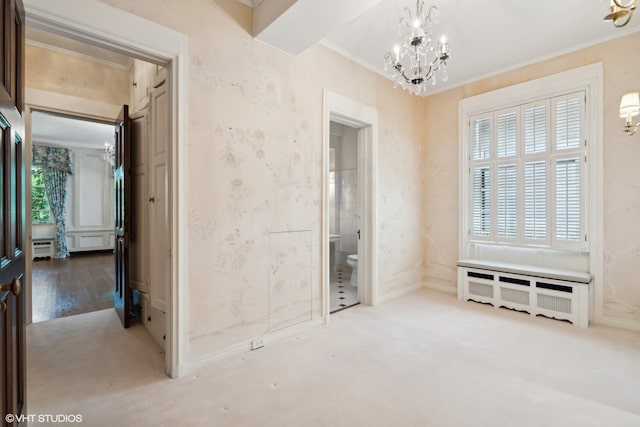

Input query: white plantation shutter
[555,95,582,150]
[467,90,586,250]
[497,164,517,237]
[472,117,491,160]
[497,112,517,158]
[472,167,491,236]
[555,158,581,241]
[524,161,547,240]
[525,104,547,154]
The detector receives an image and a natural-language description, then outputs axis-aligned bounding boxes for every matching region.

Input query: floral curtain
[33,145,73,258]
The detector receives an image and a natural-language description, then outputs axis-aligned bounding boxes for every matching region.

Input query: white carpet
[27,289,640,426]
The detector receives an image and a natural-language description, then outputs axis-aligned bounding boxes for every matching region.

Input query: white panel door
[149,82,169,312]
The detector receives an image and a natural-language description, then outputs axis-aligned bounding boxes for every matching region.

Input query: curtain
[43,168,70,258]
[33,145,73,258]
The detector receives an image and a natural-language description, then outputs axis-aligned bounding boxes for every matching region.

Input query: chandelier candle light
[384,0,451,95]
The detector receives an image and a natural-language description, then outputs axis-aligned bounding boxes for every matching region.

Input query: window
[467,91,587,250]
[32,166,51,223]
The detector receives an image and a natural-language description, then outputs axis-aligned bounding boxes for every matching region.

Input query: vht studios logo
[5,413,83,423]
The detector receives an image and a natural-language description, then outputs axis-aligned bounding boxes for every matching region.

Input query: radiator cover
[458,266,589,327]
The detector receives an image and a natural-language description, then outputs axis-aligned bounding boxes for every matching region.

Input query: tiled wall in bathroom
[330,122,359,267]
[338,169,358,259]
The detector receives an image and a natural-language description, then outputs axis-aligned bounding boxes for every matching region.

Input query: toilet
[346,254,358,287]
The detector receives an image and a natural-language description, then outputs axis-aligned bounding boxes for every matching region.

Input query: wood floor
[31,253,115,323]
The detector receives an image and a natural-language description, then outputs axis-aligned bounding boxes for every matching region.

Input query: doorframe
[322,90,378,322]
[24,97,120,325]
[23,0,189,378]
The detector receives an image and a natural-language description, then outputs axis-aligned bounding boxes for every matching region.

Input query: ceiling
[243,0,640,95]
[31,111,115,150]
[26,26,132,70]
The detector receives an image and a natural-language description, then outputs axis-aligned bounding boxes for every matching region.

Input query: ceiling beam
[253,0,383,55]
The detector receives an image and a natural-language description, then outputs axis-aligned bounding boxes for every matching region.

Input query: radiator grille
[469,282,493,298]
[501,287,529,305]
[538,294,571,314]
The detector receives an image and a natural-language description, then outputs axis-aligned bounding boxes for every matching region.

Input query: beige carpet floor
[27,289,640,426]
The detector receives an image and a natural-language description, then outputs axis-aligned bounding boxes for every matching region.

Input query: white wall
[97,0,425,367]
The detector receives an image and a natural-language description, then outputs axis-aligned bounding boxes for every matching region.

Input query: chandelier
[104,142,115,168]
[384,0,451,95]
[603,0,637,27]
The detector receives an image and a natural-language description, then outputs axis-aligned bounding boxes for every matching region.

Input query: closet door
[148,83,169,313]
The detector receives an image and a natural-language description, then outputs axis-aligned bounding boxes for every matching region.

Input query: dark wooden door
[114,105,132,328]
[0,0,26,424]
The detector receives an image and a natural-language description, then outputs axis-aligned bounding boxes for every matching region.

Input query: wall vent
[500,287,529,305]
[468,271,494,280]
[499,276,530,286]
[536,282,573,293]
[538,294,571,314]
[469,281,493,298]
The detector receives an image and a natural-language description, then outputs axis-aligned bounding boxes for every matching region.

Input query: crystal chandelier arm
[425,5,438,23]
[399,7,413,27]
[612,0,637,9]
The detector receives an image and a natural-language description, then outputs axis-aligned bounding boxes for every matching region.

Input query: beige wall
[98,0,425,363]
[25,44,130,106]
[423,32,640,326]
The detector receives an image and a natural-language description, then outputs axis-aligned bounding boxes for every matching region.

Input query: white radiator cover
[458,266,590,327]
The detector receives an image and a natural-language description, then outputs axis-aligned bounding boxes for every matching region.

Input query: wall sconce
[603,0,637,27]
[620,92,640,136]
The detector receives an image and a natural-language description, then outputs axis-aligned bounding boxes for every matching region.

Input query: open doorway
[24,26,170,358]
[30,111,116,323]
[323,91,379,321]
[329,122,360,313]
[24,0,186,379]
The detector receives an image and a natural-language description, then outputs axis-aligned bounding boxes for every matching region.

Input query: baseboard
[592,314,640,332]
[70,249,114,257]
[185,317,323,375]
[376,283,424,305]
[424,281,457,295]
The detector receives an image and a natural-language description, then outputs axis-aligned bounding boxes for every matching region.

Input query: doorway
[323,91,378,321]
[24,0,187,377]
[328,121,360,313]
[30,111,116,323]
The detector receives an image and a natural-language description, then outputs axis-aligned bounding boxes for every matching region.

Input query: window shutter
[497,112,517,158]
[472,167,491,236]
[555,158,581,241]
[555,96,582,150]
[525,105,547,154]
[497,164,517,237]
[524,161,546,240]
[472,117,491,160]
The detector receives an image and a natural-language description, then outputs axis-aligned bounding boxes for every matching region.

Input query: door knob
[0,301,5,313]
[0,277,21,297]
